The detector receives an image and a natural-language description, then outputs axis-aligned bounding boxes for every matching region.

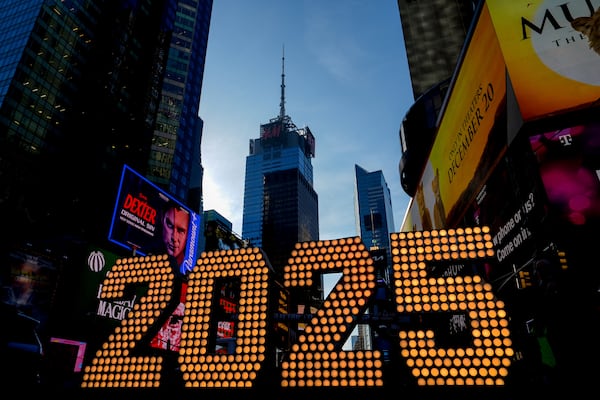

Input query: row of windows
[0,0,40,37]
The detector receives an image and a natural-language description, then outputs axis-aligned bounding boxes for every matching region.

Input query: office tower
[0,2,212,386]
[353,165,395,350]
[241,52,319,277]
[354,165,395,259]
[0,0,212,248]
[397,0,478,99]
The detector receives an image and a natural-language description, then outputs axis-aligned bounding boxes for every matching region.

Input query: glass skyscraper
[353,164,395,350]
[0,2,212,387]
[0,0,212,247]
[354,164,395,256]
[241,54,318,275]
[353,164,396,353]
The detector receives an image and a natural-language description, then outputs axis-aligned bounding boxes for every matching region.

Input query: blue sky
[200,0,414,242]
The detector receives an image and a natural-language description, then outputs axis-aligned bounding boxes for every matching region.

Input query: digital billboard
[529,121,600,226]
[404,3,508,231]
[260,121,282,139]
[150,282,188,352]
[108,165,200,274]
[78,246,138,325]
[486,0,600,121]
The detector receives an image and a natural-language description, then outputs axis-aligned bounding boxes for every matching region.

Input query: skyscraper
[0,2,212,386]
[241,52,318,276]
[353,164,396,351]
[354,165,396,302]
[397,0,478,99]
[0,0,212,248]
[354,164,395,258]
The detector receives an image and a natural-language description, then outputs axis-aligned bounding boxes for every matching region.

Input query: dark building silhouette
[202,209,246,252]
[397,0,478,100]
[0,0,212,247]
[0,0,213,388]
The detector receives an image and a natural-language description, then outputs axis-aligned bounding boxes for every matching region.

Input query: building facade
[0,0,213,388]
[203,209,246,252]
[397,0,478,100]
[354,164,396,257]
[397,0,479,198]
[0,0,211,246]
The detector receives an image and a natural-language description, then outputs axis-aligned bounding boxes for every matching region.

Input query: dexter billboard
[108,165,200,274]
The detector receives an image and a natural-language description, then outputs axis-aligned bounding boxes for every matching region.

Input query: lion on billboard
[571,7,600,55]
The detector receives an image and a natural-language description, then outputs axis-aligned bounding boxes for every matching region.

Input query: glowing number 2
[81,254,174,388]
[281,237,384,387]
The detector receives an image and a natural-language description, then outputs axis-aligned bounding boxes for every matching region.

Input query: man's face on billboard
[162,207,190,260]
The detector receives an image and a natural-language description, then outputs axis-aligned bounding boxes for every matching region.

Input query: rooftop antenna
[279,44,286,120]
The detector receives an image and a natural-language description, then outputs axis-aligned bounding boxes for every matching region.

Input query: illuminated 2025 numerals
[81,226,512,389]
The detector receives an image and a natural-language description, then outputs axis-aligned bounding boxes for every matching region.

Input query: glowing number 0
[178,247,271,388]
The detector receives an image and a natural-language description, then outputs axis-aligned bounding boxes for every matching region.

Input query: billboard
[260,121,282,139]
[1,248,60,327]
[80,246,136,323]
[462,133,549,280]
[403,3,508,231]
[529,121,600,226]
[486,0,600,121]
[150,282,188,352]
[108,165,200,274]
[47,338,87,373]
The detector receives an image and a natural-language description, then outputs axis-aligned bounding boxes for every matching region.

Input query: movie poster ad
[150,282,188,352]
[109,165,200,274]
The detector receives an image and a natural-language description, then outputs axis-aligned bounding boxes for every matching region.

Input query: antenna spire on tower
[279,44,286,119]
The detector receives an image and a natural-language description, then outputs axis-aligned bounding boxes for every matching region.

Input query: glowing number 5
[390,227,514,386]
